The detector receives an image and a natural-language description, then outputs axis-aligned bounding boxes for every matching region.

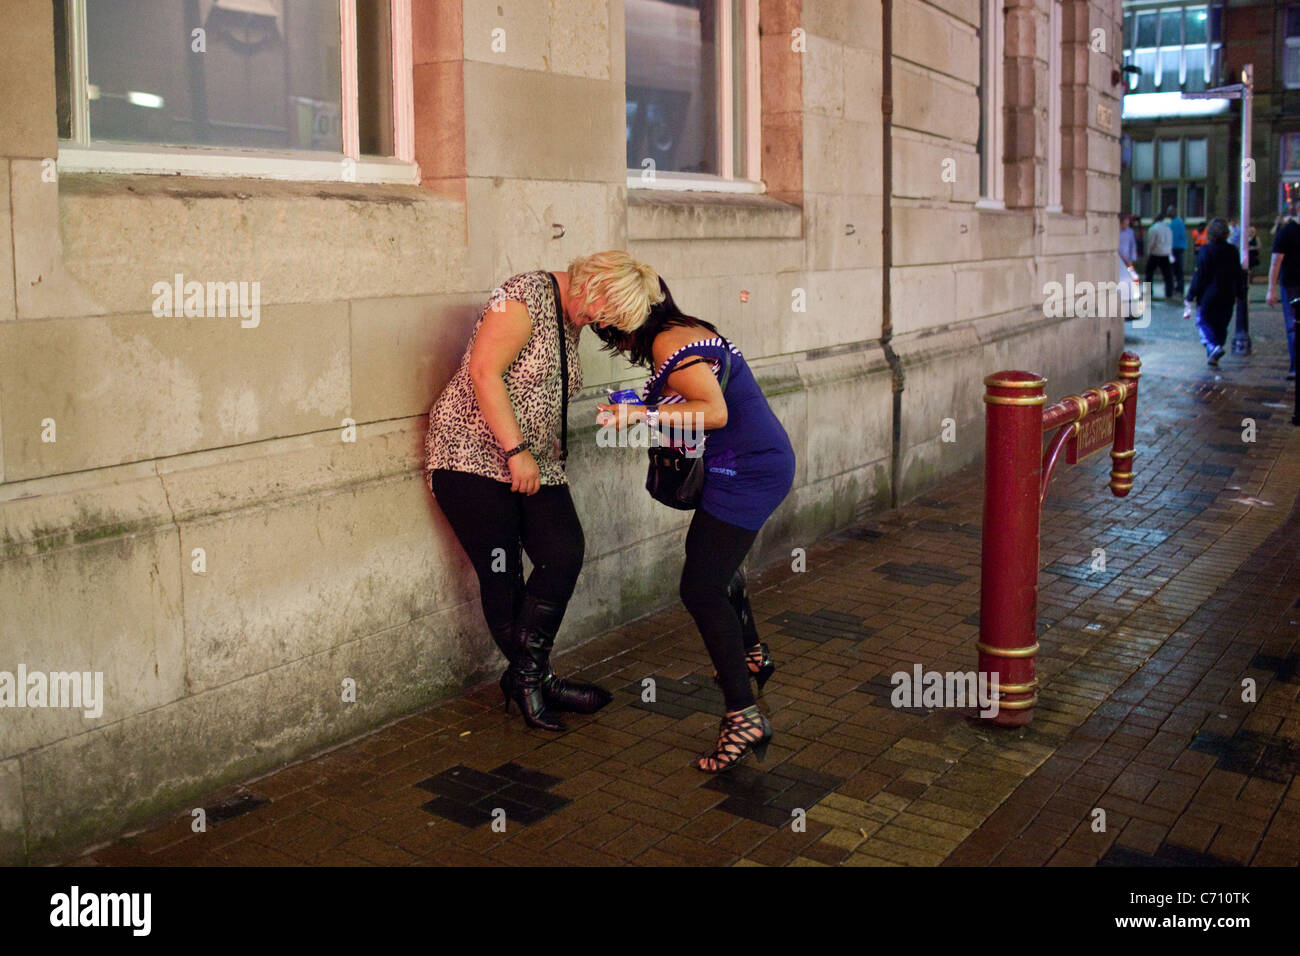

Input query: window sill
[57,142,420,185]
[625,171,765,194]
[627,189,802,242]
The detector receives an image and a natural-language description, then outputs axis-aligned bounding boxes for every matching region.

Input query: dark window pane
[626,0,719,175]
[1160,184,1179,215]
[1136,11,1157,47]
[1184,7,1208,44]
[1287,7,1300,38]
[1135,182,1153,219]
[1158,9,1182,47]
[1186,182,1205,219]
[1209,7,1222,42]
[53,0,71,139]
[85,0,343,151]
[1123,12,1133,51]
[356,0,393,156]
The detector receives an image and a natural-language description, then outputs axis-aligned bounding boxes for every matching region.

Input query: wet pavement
[74,296,1300,867]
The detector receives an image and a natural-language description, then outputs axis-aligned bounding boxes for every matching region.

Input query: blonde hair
[568,251,664,333]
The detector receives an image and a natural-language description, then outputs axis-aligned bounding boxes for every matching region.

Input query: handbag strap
[548,272,569,463]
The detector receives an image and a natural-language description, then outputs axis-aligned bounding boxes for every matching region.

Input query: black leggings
[680,507,760,712]
[429,469,584,636]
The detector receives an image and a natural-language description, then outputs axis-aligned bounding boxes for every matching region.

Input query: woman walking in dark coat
[1184,217,1247,367]
[594,280,796,772]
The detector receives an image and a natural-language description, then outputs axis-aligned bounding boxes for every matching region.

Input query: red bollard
[978,372,1045,727]
[1109,353,1142,497]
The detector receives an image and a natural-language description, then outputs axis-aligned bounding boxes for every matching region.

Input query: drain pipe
[881,0,905,508]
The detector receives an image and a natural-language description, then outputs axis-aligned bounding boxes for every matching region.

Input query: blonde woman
[425,252,664,731]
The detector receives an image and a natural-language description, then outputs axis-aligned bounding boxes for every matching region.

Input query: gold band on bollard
[995,679,1039,694]
[983,394,1048,406]
[1082,387,1109,412]
[995,695,1039,710]
[977,641,1040,658]
[983,375,1048,389]
[1111,449,1135,459]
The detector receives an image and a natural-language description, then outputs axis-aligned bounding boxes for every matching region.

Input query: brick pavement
[73,302,1300,867]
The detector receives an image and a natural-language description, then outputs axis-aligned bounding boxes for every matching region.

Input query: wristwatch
[644,405,660,429]
[504,441,531,459]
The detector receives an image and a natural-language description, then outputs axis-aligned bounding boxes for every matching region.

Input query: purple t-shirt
[643,337,796,530]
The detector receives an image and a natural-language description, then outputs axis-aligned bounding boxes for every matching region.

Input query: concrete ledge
[627,190,803,242]
[52,173,469,315]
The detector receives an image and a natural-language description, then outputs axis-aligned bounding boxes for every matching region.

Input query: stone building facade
[0,0,1123,863]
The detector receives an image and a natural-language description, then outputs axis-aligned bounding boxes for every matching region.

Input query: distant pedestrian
[1167,205,1187,295]
[1118,212,1137,269]
[1266,202,1300,381]
[1184,218,1246,367]
[1145,212,1175,299]
[1228,217,1241,248]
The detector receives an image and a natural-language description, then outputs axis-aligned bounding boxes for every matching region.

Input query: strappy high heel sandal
[694,705,773,774]
[713,643,776,691]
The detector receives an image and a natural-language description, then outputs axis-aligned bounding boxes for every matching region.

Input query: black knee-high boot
[501,595,612,718]
[502,595,568,732]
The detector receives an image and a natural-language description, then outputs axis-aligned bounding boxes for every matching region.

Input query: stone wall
[0,0,1123,862]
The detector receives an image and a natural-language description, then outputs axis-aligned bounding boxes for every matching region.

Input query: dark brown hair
[592,278,720,369]
[1207,217,1230,243]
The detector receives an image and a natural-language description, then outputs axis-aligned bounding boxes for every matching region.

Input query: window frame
[1286,5,1300,90]
[624,0,764,194]
[1046,0,1063,212]
[55,0,418,185]
[977,0,1005,208]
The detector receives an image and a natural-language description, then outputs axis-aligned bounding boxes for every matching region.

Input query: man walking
[1167,205,1187,295]
[1145,212,1175,300]
[1266,202,1300,381]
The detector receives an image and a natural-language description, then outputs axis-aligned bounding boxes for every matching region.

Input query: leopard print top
[424,271,583,486]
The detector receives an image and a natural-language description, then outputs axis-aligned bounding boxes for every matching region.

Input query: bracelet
[503,441,531,459]
[645,405,660,429]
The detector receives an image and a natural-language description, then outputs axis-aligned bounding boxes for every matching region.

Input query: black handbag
[645,345,731,509]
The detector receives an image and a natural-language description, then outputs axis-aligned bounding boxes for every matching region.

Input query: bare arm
[597,336,729,429]
[468,300,540,493]
[1266,253,1283,305]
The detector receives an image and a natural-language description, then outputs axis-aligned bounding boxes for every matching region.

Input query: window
[1281,133,1300,211]
[1133,141,1154,181]
[1132,136,1206,220]
[625,0,761,192]
[1046,0,1063,211]
[977,0,1005,205]
[1158,139,1181,180]
[1124,4,1219,94]
[1134,182,1153,219]
[1185,137,1207,178]
[54,0,416,183]
[1286,7,1300,89]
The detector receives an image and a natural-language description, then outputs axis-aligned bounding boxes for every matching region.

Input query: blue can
[606,388,644,405]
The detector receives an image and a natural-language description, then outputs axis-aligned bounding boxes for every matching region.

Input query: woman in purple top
[595,280,796,772]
